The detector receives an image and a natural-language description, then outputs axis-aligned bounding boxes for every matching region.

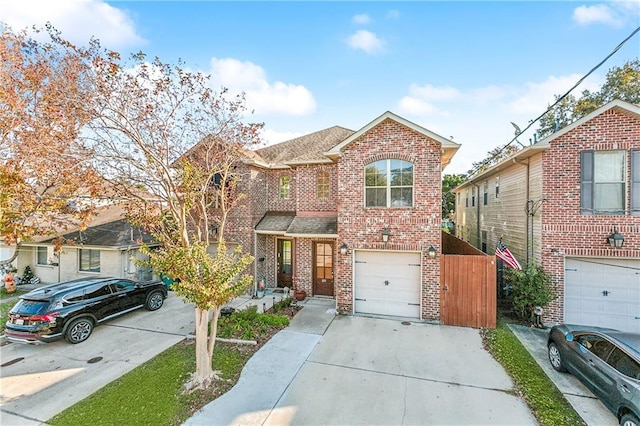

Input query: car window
[84,283,112,300]
[576,334,615,360]
[606,348,640,380]
[11,299,51,315]
[112,281,135,292]
[63,290,86,304]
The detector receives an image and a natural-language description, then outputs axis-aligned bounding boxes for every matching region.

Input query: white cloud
[573,4,621,26]
[347,30,385,55]
[0,0,146,49]
[259,128,305,146]
[208,58,316,116]
[386,10,400,20]
[395,73,605,174]
[572,2,640,27]
[352,14,372,25]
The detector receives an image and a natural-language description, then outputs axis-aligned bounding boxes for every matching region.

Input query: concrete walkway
[186,308,535,426]
[509,324,617,425]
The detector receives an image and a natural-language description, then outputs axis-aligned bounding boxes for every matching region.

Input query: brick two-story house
[454,100,639,333]
[217,112,459,320]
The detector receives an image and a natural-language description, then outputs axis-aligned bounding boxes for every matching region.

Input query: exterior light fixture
[428,246,437,259]
[381,228,390,243]
[340,243,348,255]
[607,225,624,248]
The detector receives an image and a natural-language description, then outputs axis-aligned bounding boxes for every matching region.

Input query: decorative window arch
[364,159,413,207]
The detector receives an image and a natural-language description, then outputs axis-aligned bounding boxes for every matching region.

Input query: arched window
[365,159,413,207]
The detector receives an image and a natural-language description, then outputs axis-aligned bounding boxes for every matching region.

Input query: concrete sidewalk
[509,324,617,426]
[184,298,337,425]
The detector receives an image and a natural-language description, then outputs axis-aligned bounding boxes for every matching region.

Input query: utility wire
[466,24,640,179]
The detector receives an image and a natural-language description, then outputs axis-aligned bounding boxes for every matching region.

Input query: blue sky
[3,1,640,173]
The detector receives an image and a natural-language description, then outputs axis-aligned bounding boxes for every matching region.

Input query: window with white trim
[279,175,291,199]
[365,159,413,207]
[36,246,49,265]
[581,150,625,215]
[79,249,100,273]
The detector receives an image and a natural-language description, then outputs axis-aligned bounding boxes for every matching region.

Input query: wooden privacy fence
[440,232,496,328]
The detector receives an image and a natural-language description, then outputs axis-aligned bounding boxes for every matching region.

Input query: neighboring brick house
[454,100,640,333]
[217,112,460,320]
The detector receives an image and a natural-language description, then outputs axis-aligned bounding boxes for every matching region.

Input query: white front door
[354,250,421,318]
[564,257,640,333]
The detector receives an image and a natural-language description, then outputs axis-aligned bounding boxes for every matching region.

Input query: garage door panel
[354,251,421,318]
[565,258,640,334]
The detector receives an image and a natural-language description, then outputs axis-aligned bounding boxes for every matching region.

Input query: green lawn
[483,319,585,426]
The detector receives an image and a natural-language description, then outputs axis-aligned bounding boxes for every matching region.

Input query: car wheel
[145,290,164,311]
[65,318,94,344]
[548,341,567,372]
[621,413,640,426]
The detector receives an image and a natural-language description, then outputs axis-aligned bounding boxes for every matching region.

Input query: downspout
[474,184,481,249]
[253,230,258,297]
[513,157,531,265]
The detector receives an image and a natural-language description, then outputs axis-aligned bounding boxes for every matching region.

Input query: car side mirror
[565,333,574,342]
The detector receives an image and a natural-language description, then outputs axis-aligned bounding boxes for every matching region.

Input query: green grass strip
[484,319,585,426]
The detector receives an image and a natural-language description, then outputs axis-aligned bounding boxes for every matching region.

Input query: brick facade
[218,113,457,321]
[541,107,640,324]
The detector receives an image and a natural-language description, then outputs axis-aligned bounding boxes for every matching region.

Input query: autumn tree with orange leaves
[0,24,113,265]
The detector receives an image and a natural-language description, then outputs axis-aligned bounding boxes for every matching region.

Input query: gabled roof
[456,99,640,190]
[324,111,460,168]
[535,99,640,148]
[255,126,355,166]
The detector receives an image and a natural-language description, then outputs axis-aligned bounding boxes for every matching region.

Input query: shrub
[504,264,554,323]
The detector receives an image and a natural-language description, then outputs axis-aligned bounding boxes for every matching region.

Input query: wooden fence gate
[440,233,496,328]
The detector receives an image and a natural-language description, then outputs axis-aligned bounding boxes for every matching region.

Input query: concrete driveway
[187,301,535,425]
[0,292,195,426]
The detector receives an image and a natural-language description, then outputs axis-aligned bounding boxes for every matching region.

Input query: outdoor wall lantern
[340,243,348,255]
[428,246,437,259]
[381,228,390,243]
[607,225,624,248]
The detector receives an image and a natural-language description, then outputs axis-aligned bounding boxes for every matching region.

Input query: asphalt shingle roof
[256,126,354,164]
[42,219,155,248]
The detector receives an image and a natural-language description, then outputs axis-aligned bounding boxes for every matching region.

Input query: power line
[466,24,640,179]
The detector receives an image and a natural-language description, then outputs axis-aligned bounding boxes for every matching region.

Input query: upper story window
[580,150,626,215]
[465,189,469,207]
[317,171,330,199]
[365,159,413,208]
[279,175,291,199]
[79,249,100,273]
[495,176,500,198]
[471,187,476,207]
[483,181,488,205]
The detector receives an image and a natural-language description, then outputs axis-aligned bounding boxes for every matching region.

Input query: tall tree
[88,53,263,389]
[442,173,467,218]
[0,24,113,265]
[536,59,640,139]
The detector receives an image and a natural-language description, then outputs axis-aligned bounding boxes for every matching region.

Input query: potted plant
[257,278,266,298]
[292,276,306,301]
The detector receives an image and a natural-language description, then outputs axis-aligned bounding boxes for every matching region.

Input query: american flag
[496,240,522,270]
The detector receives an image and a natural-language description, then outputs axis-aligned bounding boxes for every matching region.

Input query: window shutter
[632,149,640,215]
[580,151,594,215]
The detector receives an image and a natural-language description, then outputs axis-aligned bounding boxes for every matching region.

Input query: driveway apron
[187,306,535,425]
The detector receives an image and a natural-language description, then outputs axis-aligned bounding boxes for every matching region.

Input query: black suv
[5,277,168,344]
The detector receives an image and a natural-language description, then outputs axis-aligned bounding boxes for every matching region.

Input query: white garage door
[354,251,421,318]
[565,258,640,333]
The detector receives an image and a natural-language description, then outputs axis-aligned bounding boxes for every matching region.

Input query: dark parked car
[5,277,168,344]
[548,324,640,426]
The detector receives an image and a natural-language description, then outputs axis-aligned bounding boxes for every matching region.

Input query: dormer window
[365,159,413,207]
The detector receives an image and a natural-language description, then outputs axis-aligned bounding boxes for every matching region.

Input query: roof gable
[324,111,460,167]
